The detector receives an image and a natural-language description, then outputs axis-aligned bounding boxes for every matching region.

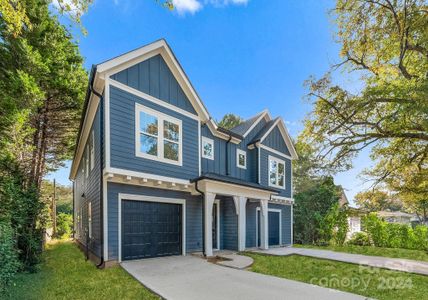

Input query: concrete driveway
[121,255,366,300]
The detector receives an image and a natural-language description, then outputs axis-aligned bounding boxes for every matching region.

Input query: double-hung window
[268,155,285,189]
[135,104,182,165]
[90,131,95,171]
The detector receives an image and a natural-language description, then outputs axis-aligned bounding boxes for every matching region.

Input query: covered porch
[193,174,279,257]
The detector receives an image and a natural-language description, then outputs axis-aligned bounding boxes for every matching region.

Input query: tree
[354,189,403,212]
[303,0,427,210]
[293,176,342,244]
[217,113,243,130]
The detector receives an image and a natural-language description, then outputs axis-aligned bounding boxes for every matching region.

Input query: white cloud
[172,0,203,14]
[172,0,248,15]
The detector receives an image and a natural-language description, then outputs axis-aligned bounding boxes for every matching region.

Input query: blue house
[70,39,298,264]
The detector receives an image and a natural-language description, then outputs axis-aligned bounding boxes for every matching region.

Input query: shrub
[0,220,21,292]
[363,213,387,247]
[56,213,72,239]
[348,232,371,246]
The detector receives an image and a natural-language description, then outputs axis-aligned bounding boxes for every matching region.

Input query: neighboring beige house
[376,211,416,224]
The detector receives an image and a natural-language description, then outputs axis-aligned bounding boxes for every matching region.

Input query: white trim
[117,193,186,262]
[103,177,108,260]
[201,136,214,160]
[258,118,298,160]
[242,110,272,138]
[97,39,210,121]
[268,155,286,189]
[106,167,190,185]
[256,207,282,246]
[105,78,111,170]
[197,179,274,200]
[259,144,292,160]
[236,149,247,169]
[135,103,183,166]
[198,120,201,175]
[88,201,92,239]
[205,120,241,144]
[213,200,220,251]
[110,79,199,121]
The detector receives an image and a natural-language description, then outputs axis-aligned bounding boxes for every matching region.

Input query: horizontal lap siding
[74,107,102,257]
[260,148,292,198]
[269,203,292,245]
[246,201,259,248]
[220,197,238,251]
[107,182,202,260]
[111,54,197,115]
[109,86,199,180]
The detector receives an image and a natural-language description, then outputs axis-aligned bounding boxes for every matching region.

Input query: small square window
[202,137,214,160]
[237,149,246,169]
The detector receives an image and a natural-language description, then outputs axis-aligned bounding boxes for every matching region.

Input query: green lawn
[245,253,428,300]
[294,244,428,262]
[5,240,159,300]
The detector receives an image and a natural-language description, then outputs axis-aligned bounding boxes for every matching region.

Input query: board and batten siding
[259,148,292,198]
[107,182,203,260]
[200,118,267,183]
[111,54,197,115]
[109,85,199,180]
[262,126,291,156]
[219,197,238,251]
[74,106,102,257]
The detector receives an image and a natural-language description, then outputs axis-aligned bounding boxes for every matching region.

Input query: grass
[294,244,428,262]
[5,240,159,300]
[245,253,428,300]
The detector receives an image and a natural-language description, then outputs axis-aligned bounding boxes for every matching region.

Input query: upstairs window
[90,131,95,171]
[269,156,285,189]
[136,104,182,165]
[237,149,246,169]
[202,137,214,160]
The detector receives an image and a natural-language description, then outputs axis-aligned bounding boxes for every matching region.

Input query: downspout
[90,81,105,269]
[194,180,205,256]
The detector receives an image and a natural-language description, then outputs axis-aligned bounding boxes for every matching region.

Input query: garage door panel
[122,200,182,260]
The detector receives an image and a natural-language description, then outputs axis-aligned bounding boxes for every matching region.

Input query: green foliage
[294,177,342,244]
[362,213,428,250]
[55,213,72,239]
[318,202,349,246]
[354,189,403,212]
[303,0,428,222]
[41,180,72,215]
[217,113,243,130]
[0,220,21,292]
[347,232,370,246]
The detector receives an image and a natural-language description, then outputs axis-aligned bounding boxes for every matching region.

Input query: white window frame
[135,103,183,166]
[268,155,285,189]
[85,146,89,178]
[201,136,214,160]
[237,149,247,169]
[88,201,92,239]
[90,131,95,171]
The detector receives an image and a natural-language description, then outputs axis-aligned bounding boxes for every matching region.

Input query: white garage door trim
[118,193,186,262]
[255,207,282,246]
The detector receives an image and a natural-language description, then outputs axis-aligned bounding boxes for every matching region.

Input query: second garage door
[121,200,182,260]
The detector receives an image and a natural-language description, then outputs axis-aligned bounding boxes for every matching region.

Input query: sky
[46,0,373,205]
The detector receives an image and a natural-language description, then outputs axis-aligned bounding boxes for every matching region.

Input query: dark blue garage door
[268,211,280,246]
[121,200,182,260]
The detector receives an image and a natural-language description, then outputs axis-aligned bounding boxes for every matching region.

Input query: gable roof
[230,110,271,137]
[248,117,298,160]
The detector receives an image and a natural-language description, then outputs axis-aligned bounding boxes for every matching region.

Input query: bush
[0,220,21,292]
[56,213,72,239]
[348,232,371,246]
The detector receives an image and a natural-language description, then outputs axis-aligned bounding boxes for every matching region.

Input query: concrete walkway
[251,247,428,276]
[215,253,254,269]
[122,255,366,300]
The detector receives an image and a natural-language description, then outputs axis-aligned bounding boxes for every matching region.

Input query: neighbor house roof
[377,211,414,218]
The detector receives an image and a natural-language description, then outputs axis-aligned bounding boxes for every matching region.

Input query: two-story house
[70,39,298,265]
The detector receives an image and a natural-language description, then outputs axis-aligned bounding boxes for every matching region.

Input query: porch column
[260,199,269,250]
[204,192,216,257]
[233,196,248,251]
